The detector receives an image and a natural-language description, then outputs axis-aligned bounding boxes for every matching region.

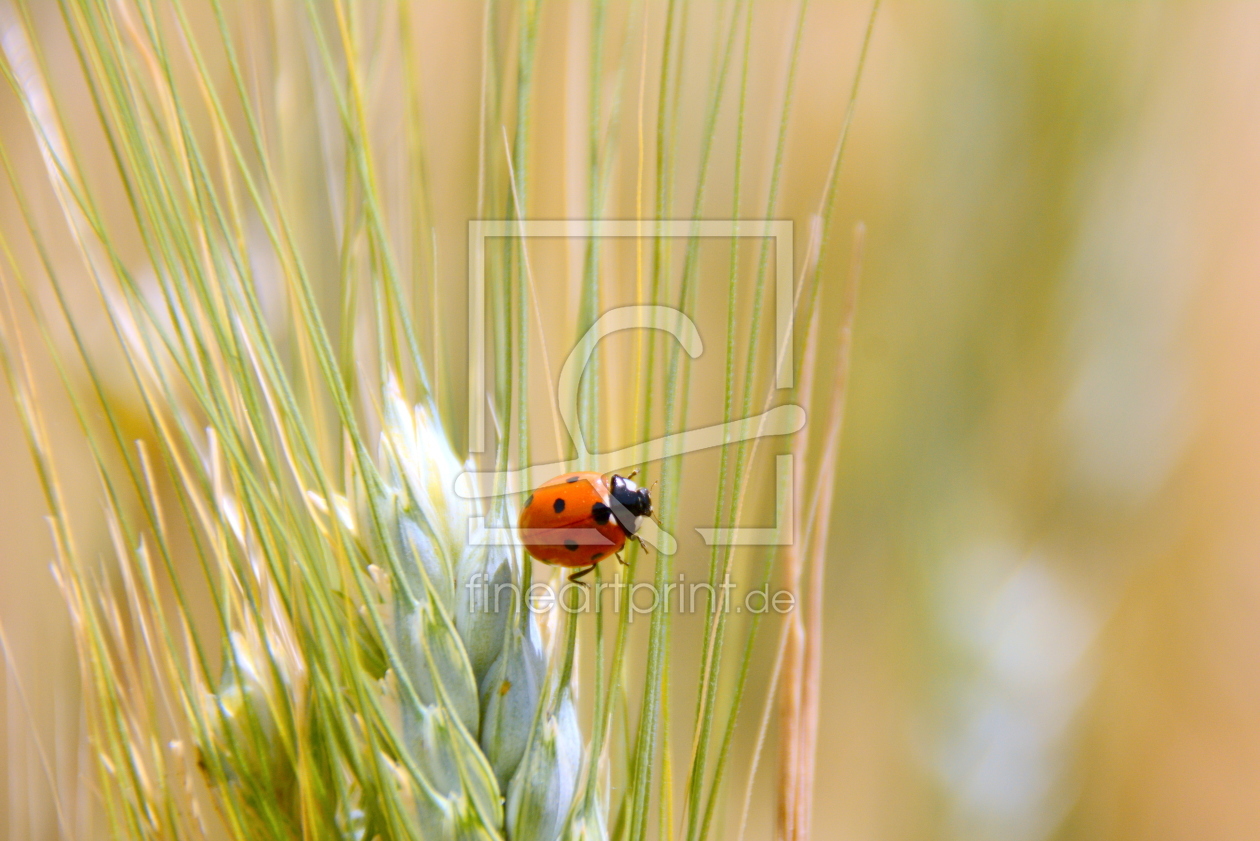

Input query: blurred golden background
[3,2,1260,839]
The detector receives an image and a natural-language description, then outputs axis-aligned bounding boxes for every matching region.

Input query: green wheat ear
[189,375,592,840]
[0,0,875,838]
[372,374,587,839]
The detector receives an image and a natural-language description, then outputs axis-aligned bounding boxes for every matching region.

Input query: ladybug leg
[632,533,652,555]
[568,565,597,583]
[601,467,640,483]
[616,551,627,566]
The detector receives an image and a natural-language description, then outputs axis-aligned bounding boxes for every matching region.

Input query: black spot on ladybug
[592,552,604,560]
[566,475,580,483]
[525,494,534,508]
[591,502,611,524]
[553,498,566,514]
[564,539,579,551]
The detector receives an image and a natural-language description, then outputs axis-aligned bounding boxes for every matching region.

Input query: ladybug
[518,470,654,580]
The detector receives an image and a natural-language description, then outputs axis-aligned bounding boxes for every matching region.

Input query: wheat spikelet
[372,375,589,840]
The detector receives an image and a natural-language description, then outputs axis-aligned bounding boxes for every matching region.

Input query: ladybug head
[610,473,653,534]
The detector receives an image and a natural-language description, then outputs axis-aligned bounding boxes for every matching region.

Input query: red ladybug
[518,471,654,579]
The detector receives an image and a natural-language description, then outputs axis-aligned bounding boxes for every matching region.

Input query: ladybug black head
[609,473,653,535]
